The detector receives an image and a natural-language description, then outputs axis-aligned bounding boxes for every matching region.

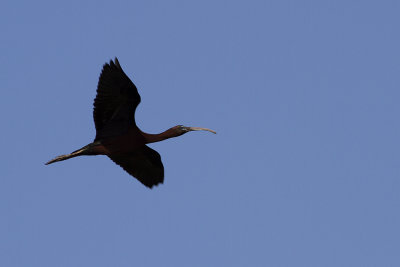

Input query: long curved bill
[187,127,217,134]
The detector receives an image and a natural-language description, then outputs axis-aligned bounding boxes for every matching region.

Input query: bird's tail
[45,145,91,165]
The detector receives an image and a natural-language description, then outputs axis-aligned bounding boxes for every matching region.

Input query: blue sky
[2,0,400,266]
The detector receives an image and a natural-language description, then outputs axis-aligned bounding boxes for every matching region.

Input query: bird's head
[172,125,217,136]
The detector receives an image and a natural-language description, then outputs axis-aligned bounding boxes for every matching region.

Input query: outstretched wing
[93,58,141,141]
[108,145,164,188]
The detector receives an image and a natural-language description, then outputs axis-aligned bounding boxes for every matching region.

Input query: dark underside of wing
[93,58,141,141]
[108,145,164,188]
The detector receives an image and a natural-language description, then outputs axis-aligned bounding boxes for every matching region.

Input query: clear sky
[2,0,400,266]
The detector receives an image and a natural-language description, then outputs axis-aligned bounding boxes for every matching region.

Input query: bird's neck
[141,128,178,144]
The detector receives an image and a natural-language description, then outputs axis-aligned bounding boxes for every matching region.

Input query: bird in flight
[46,58,216,188]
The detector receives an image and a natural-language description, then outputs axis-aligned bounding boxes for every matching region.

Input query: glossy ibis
[46,58,216,188]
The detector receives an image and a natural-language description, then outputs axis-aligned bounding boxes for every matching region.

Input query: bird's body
[46,58,215,188]
[95,127,147,154]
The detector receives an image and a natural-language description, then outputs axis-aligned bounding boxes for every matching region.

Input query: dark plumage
[46,58,216,188]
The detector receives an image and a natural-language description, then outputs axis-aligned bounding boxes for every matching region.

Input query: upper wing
[108,145,164,188]
[93,58,141,141]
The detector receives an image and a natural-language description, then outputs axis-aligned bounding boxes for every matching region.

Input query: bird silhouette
[46,58,215,188]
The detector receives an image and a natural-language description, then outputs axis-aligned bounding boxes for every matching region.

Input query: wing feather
[108,145,164,188]
[93,58,141,140]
